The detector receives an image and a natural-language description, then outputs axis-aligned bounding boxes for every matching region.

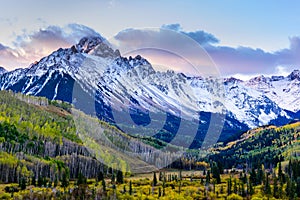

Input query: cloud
[162,23,219,45]
[114,27,220,76]
[2,23,300,77]
[114,23,300,77]
[0,24,101,70]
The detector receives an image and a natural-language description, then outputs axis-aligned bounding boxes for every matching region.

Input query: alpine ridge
[0,36,298,148]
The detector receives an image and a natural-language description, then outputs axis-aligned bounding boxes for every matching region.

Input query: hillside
[208,121,300,169]
[0,90,170,185]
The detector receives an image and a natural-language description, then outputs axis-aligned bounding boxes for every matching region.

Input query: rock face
[0,36,299,148]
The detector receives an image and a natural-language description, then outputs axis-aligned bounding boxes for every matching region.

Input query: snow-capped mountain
[0,67,6,75]
[0,36,297,147]
[244,71,300,113]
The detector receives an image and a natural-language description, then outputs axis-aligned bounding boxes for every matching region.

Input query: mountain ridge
[0,36,299,148]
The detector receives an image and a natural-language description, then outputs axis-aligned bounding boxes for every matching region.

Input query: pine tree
[111,173,115,184]
[153,172,157,186]
[61,172,69,191]
[206,170,211,185]
[233,179,238,194]
[97,171,104,181]
[102,179,106,192]
[158,187,162,197]
[76,172,86,185]
[250,168,257,186]
[278,162,283,182]
[227,177,232,195]
[19,177,26,190]
[159,171,163,181]
[212,163,221,184]
[273,174,278,198]
[264,173,271,195]
[296,177,300,198]
[162,176,166,196]
[31,175,36,186]
[249,181,254,195]
[38,176,44,187]
[116,170,124,184]
[129,180,132,195]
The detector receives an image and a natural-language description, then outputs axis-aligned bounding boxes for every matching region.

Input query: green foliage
[61,170,70,189]
[0,90,80,144]
[209,122,300,170]
[76,172,87,186]
[227,193,243,200]
[19,177,27,190]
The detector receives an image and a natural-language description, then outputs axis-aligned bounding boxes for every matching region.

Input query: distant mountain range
[0,36,299,148]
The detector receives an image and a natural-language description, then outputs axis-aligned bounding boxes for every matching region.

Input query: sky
[1,0,300,79]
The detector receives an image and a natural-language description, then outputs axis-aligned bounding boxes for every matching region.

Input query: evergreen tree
[61,171,69,191]
[162,176,166,196]
[273,174,278,198]
[278,162,283,182]
[123,185,126,193]
[76,172,86,185]
[129,180,132,195]
[111,173,115,184]
[158,187,162,197]
[116,170,124,184]
[159,171,163,181]
[102,179,106,192]
[97,171,104,181]
[31,175,36,186]
[296,177,300,198]
[153,172,157,186]
[38,176,44,187]
[212,163,221,184]
[264,173,271,195]
[250,168,257,186]
[249,181,254,195]
[227,177,232,195]
[233,179,238,194]
[19,177,26,190]
[206,170,211,185]
[256,164,264,185]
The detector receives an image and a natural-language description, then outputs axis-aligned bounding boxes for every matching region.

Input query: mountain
[0,36,297,148]
[244,70,300,113]
[0,67,6,75]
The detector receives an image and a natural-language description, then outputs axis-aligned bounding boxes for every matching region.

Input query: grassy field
[0,169,290,200]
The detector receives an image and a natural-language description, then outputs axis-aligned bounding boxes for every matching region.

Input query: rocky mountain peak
[248,75,270,83]
[75,36,105,53]
[287,69,300,80]
[0,66,7,75]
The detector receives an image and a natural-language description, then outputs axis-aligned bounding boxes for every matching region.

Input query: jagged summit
[0,66,7,75]
[248,75,270,83]
[224,77,243,84]
[287,69,300,80]
[244,69,300,112]
[75,36,105,53]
